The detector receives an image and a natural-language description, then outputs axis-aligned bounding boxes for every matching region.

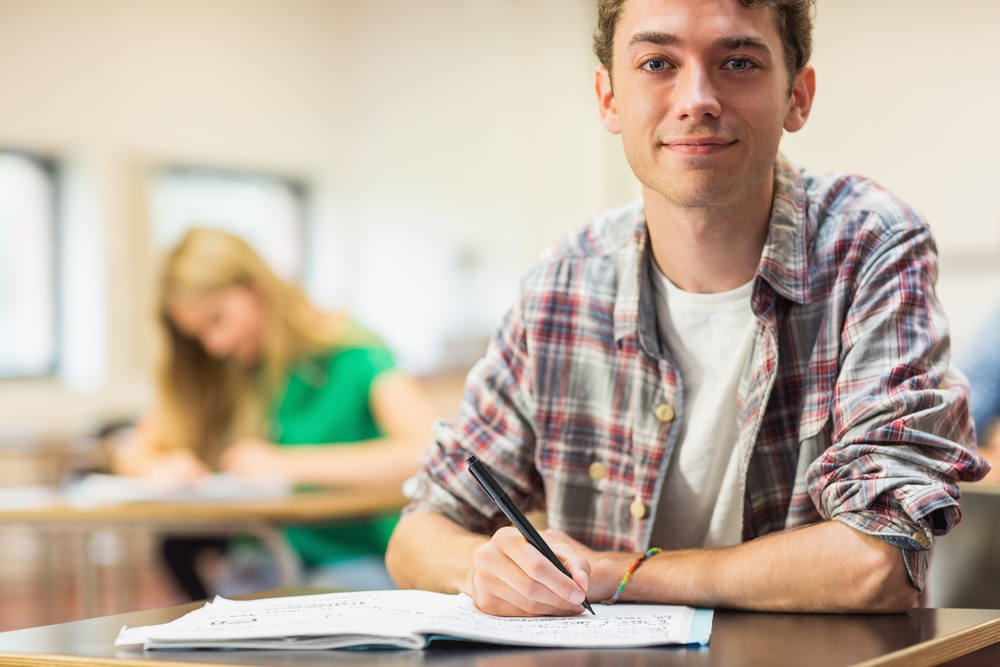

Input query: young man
[386,0,989,615]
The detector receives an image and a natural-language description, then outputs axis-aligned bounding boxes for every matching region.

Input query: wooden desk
[0,589,998,667]
[0,487,408,525]
[0,489,407,620]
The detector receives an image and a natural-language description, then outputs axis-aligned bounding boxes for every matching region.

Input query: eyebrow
[714,35,771,54]
[625,31,772,56]
[626,31,681,51]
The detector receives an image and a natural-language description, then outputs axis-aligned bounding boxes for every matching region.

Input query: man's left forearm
[587,521,917,613]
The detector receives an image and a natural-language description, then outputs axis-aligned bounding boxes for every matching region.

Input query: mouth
[662,137,737,156]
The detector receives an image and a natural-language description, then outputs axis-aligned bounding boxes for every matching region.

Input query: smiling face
[596,0,813,210]
[167,285,264,365]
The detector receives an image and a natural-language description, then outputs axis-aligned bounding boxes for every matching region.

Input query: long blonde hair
[156,228,344,466]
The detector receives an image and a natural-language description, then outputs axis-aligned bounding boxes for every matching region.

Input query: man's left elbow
[860,546,919,613]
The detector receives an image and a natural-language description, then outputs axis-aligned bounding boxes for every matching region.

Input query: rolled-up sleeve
[805,215,990,590]
[402,299,545,536]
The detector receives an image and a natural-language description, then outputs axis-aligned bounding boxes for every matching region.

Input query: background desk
[0,489,407,621]
[0,589,999,667]
[928,483,1000,610]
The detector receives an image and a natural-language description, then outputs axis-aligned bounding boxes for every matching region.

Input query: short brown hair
[593,0,816,93]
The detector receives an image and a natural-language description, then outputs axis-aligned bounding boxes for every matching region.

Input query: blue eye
[725,58,754,71]
[644,59,667,72]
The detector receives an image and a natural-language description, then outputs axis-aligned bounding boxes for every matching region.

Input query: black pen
[467,455,595,615]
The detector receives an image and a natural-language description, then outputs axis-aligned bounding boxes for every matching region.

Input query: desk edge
[854,613,1000,667]
[0,653,224,667]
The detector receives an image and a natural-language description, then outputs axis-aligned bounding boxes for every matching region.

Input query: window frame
[0,149,61,380]
[147,164,311,283]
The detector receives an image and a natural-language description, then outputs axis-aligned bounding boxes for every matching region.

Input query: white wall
[326,1,635,370]
[0,0,636,430]
[0,0,996,429]
[781,0,1000,356]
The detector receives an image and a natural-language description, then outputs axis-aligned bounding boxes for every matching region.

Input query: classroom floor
[0,528,186,632]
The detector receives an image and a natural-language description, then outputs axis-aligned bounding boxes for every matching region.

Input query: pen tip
[584,600,595,615]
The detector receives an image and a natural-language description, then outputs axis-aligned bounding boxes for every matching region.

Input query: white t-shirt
[649,264,755,550]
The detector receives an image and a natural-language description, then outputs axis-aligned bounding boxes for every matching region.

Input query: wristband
[602,547,661,605]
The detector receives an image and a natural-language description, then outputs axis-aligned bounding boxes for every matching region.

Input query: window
[147,167,307,280]
[0,152,57,378]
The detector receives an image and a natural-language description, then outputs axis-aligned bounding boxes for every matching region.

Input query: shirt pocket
[536,433,635,549]
[543,469,635,549]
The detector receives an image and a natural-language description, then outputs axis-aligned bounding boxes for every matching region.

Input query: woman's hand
[218,438,289,478]
[112,416,210,481]
[149,449,211,481]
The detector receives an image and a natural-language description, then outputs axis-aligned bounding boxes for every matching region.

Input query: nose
[673,64,722,121]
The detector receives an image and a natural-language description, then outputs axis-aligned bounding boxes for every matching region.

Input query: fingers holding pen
[472,567,584,617]
[497,527,591,606]
[471,526,589,616]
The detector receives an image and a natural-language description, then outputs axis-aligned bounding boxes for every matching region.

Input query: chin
[657,175,744,209]
[227,350,255,366]
[632,156,740,208]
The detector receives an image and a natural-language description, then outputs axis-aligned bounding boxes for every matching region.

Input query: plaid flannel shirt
[403,155,989,590]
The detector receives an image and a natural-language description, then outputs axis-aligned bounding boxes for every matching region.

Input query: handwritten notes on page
[414,596,699,648]
[115,590,712,650]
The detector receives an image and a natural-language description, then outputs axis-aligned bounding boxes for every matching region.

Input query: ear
[783,65,816,133]
[595,65,621,135]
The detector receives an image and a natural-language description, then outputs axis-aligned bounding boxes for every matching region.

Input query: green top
[270,344,398,566]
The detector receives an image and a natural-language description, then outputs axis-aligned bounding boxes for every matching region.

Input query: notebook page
[116,591,707,649]
[116,590,455,647]
[420,595,697,648]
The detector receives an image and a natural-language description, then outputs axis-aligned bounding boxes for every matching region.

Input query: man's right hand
[467,525,592,616]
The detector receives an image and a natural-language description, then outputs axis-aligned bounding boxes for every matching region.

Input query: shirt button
[630,497,647,519]
[655,404,676,423]
[912,532,930,548]
[588,462,606,481]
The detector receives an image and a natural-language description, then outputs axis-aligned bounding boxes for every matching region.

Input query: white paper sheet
[67,473,291,506]
[116,590,700,650]
[415,595,696,648]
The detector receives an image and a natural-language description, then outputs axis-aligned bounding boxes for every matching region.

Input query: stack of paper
[116,590,713,650]
[67,473,291,506]
[0,485,59,511]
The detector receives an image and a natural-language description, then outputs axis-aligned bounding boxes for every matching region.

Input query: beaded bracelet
[602,547,662,605]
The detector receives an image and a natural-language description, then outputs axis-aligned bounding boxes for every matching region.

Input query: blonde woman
[115,227,438,597]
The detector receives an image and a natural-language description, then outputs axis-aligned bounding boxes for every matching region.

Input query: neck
[644,169,774,294]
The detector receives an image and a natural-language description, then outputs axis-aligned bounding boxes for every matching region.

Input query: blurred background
[0,0,999,630]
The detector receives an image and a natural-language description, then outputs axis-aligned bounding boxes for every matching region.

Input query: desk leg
[73,530,98,619]
[247,526,300,588]
[38,526,55,624]
[114,531,132,614]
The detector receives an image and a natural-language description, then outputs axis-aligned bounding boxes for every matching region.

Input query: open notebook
[116,590,713,650]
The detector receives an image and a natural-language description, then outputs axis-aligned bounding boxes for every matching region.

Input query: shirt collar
[756,153,812,306]
[613,221,649,346]
[613,153,812,347]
